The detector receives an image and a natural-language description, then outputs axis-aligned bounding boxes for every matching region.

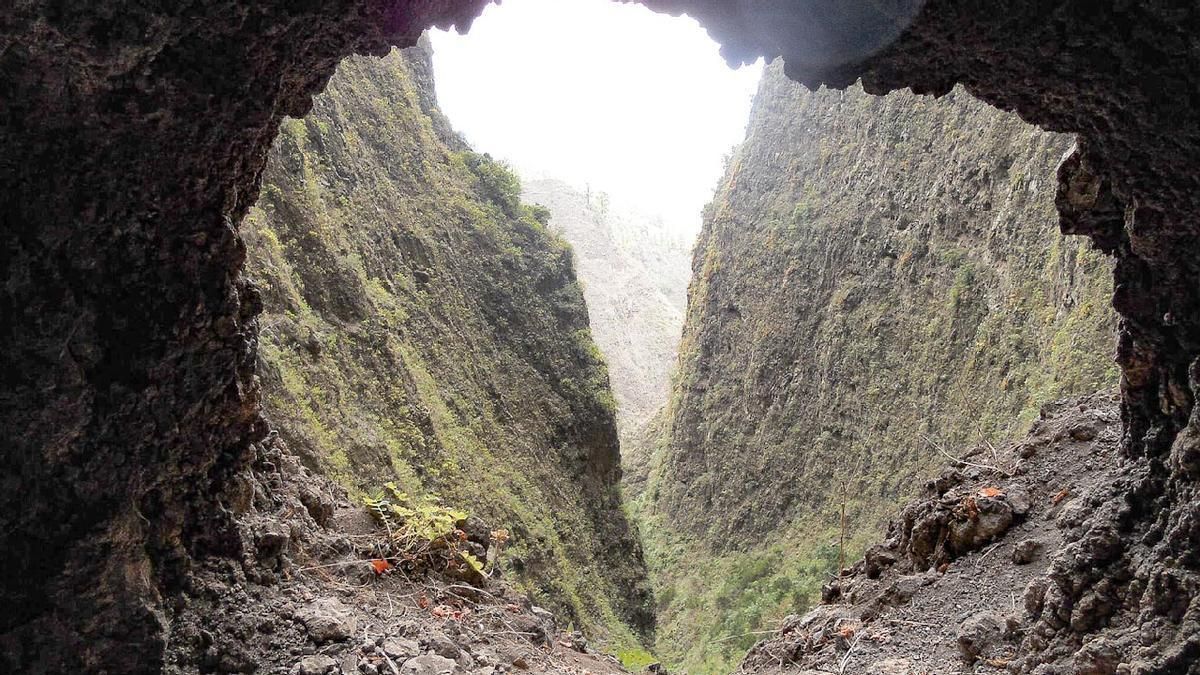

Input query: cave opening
[2,1,1200,673]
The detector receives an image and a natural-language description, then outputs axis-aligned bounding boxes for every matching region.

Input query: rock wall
[4,0,1200,672]
[242,42,652,644]
[639,69,1116,671]
[520,179,692,490]
[0,3,480,671]
[646,2,1200,670]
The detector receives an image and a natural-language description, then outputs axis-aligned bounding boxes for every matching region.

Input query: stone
[1068,424,1098,442]
[291,654,337,675]
[863,545,898,579]
[500,646,530,670]
[298,485,335,526]
[956,612,1006,662]
[381,637,421,659]
[254,523,291,562]
[422,632,461,659]
[508,613,551,646]
[1013,538,1043,564]
[297,598,357,643]
[949,496,1014,554]
[401,654,458,675]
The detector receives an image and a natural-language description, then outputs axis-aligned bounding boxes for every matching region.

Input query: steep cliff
[639,64,1117,671]
[240,41,652,645]
[521,180,692,490]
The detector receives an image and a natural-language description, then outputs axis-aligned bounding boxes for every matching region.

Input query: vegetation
[637,68,1118,672]
[242,41,652,647]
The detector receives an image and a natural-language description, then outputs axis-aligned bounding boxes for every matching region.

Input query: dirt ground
[164,434,634,675]
[738,392,1129,674]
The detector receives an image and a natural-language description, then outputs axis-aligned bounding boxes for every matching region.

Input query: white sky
[430,0,762,234]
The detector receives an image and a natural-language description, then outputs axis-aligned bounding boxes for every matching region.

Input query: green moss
[636,72,1117,672]
[616,647,660,671]
[243,44,652,647]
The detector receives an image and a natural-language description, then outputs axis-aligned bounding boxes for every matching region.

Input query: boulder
[401,654,458,675]
[956,611,1006,661]
[297,598,357,643]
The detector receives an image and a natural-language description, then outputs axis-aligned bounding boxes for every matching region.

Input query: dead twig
[838,632,863,674]
[974,542,1004,567]
[884,618,938,628]
[380,652,402,675]
[923,434,1012,477]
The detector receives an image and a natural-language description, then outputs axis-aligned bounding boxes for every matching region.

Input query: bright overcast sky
[430,0,762,233]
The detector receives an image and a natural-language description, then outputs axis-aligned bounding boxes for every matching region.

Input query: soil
[738,391,1195,674]
[164,434,633,675]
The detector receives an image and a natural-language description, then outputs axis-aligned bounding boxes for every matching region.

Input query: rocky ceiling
[1,0,1197,671]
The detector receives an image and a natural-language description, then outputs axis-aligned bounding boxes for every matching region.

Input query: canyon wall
[242,42,652,645]
[521,179,692,489]
[5,1,1200,671]
[638,64,1117,671]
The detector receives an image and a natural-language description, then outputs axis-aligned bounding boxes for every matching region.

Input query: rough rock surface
[644,2,1200,667]
[740,392,1199,673]
[639,69,1115,671]
[5,0,1200,672]
[243,42,652,639]
[0,3,488,672]
[164,433,632,675]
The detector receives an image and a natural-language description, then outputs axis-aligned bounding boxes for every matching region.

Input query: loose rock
[297,598,357,643]
[401,654,458,675]
[291,654,337,675]
[956,612,1006,662]
[1012,538,1042,564]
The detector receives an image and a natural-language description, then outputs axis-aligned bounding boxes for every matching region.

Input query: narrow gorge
[4,2,1200,675]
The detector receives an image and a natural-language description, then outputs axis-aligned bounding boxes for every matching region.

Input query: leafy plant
[363,482,481,579]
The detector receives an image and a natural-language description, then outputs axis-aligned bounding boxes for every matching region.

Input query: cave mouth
[2,0,1200,673]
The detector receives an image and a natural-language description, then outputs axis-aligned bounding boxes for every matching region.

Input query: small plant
[363,483,482,581]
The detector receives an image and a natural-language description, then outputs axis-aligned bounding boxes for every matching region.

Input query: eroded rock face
[0,2,488,672]
[646,2,1200,671]
[650,1,1200,461]
[4,0,1200,672]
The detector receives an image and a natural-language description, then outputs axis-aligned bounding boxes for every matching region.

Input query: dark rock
[422,633,461,659]
[298,486,335,527]
[948,495,1014,554]
[1069,424,1098,442]
[956,612,1006,662]
[1013,538,1043,565]
[291,654,337,675]
[255,523,291,563]
[863,545,898,579]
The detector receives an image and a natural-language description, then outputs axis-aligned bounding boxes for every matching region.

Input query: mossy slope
[242,40,653,644]
[639,63,1117,672]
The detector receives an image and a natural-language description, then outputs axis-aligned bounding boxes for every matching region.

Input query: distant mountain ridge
[522,179,693,485]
